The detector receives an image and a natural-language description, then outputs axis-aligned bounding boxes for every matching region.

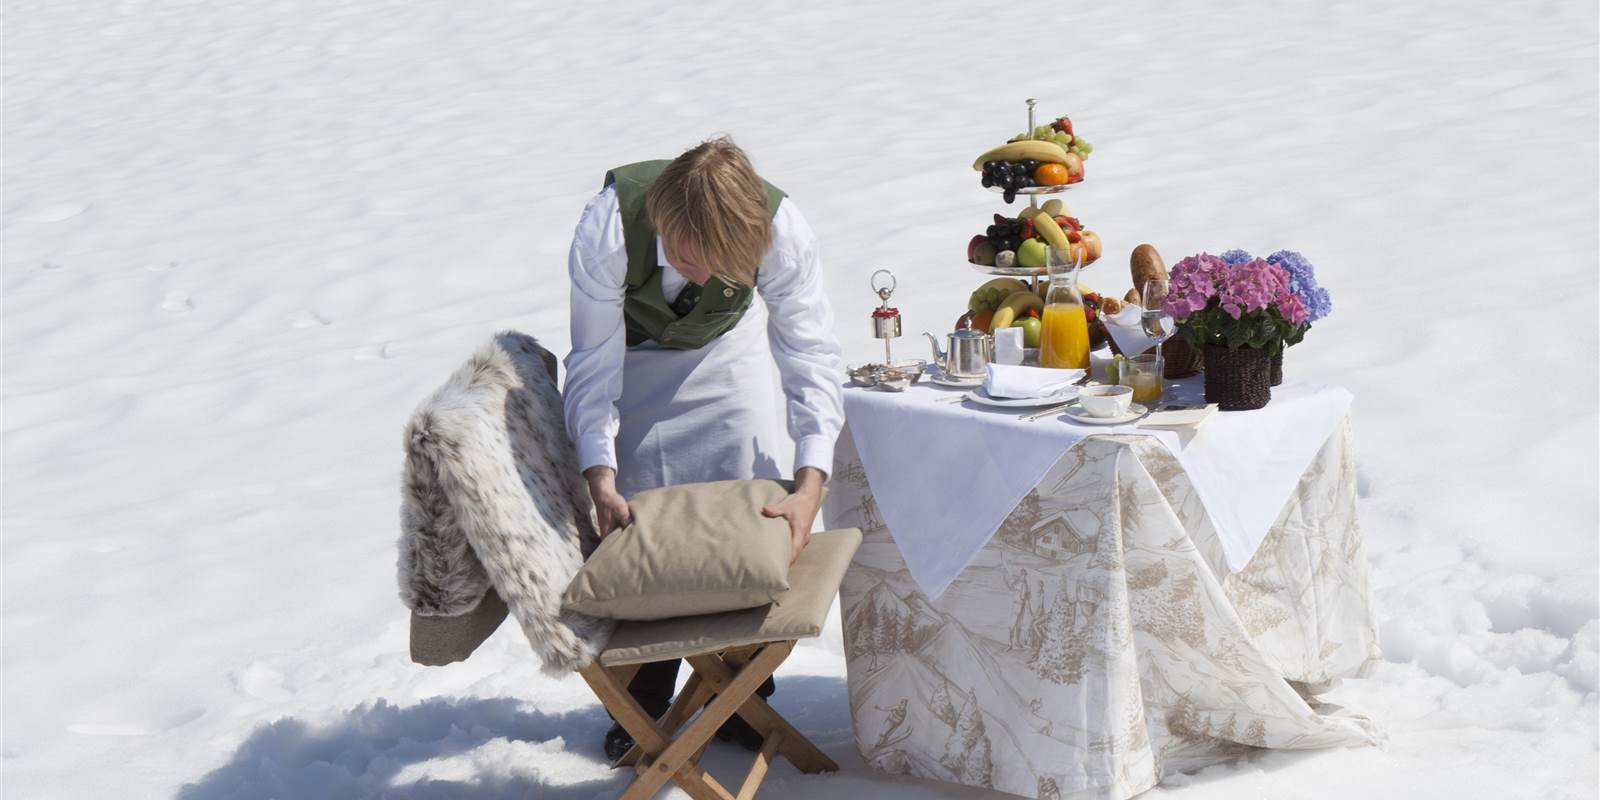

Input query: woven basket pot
[1203,345,1272,410]
[1270,349,1284,386]
[1162,336,1203,379]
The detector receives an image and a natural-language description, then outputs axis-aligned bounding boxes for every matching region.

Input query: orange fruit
[1033,163,1069,186]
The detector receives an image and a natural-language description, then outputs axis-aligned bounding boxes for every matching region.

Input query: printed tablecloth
[824,418,1383,799]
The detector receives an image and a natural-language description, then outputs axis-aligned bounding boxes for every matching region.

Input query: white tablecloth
[842,375,1352,598]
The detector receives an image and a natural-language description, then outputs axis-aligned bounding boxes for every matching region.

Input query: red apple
[967,234,988,262]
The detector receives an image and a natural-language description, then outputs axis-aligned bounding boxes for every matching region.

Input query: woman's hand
[584,466,631,537]
[762,467,826,564]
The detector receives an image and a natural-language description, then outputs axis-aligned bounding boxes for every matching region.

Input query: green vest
[603,160,785,349]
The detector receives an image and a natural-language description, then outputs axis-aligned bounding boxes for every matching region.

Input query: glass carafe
[1038,248,1090,370]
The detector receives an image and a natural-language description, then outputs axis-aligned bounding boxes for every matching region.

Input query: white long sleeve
[561,186,845,478]
[562,187,629,473]
[758,201,845,477]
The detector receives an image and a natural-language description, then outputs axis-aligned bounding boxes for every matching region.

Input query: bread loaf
[1130,244,1167,293]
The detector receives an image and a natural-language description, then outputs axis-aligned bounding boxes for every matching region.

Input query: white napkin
[983,363,1083,398]
[1104,304,1161,356]
[993,327,1025,366]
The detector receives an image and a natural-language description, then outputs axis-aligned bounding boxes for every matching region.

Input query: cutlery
[1020,399,1079,421]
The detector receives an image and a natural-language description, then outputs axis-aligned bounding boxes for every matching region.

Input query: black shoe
[714,714,766,752]
[603,723,635,761]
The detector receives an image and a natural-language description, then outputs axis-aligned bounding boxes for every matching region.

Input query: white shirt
[562,185,845,478]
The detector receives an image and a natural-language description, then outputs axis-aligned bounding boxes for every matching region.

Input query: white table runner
[841,374,1353,598]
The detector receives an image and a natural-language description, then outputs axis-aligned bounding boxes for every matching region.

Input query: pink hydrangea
[1217,258,1287,320]
[1162,253,1229,319]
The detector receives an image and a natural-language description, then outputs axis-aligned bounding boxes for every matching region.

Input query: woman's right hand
[584,466,631,537]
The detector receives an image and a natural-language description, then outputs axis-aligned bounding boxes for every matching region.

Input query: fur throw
[397,331,614,673]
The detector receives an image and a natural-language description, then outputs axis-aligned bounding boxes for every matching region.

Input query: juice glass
[1039,303,1089,369]
[1039,247,1090,369]
[1119,354,1164,405]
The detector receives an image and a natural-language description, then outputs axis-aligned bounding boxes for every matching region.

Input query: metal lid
[951,328,988,340]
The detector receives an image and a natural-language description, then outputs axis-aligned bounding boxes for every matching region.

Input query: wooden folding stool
[577,528,861,800]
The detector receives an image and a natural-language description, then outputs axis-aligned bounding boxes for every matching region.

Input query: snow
[3,0,1596,798]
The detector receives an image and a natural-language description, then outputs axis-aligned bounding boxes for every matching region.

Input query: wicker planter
[1161,336,1203,379]
[1203,345,1272,410]
[1270,349,1283,386]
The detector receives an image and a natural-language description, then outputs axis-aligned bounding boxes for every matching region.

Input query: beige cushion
[599,528,862,666]
[409,588,510,666]
[562,479,796,621]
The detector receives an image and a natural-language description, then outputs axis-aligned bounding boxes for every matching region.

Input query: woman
[562,137,844,759]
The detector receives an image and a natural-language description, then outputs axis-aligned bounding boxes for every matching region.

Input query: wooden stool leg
[614,643,791,800]
[686,648,839,774]
[579,662,730,800]
[617,671,713,768]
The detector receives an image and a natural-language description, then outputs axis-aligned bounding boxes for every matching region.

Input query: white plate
[928,371,983,388]
[965,386,1079,408]
[1062,403,1149,425]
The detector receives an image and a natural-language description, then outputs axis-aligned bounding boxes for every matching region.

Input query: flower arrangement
[1160,249,1331,408]
[1161,253,1301,353]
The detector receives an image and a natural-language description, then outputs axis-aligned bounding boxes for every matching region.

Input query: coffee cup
[1078,384,1133,418]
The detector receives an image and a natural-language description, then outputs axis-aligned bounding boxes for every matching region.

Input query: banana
[999,289,1044,315]
[1032,213,1071,251]
[991,289,1044,329]
[976,277,1030,295]
[971,140,1070,171]
[1041,199,1066,217]
[1017,205,1045,221]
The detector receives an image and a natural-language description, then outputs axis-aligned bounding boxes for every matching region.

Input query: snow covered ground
[4,1,1596,797]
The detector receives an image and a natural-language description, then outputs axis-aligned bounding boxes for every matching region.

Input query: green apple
[1016,238,1047,269]
[1013,315,1042,348]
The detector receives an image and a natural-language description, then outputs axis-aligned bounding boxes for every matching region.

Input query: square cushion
[599,528,863,666]
[561,479,795,621]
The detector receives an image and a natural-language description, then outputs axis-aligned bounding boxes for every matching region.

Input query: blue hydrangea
[1265,249,1332,322]
[1219,249,1254,266]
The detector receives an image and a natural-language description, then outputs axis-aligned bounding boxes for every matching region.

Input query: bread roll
[1100,297,1124,316]
[1124,288,1141,306]
[1130,244,1167,293]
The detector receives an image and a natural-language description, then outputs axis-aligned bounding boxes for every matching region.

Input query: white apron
[612,302,787,499]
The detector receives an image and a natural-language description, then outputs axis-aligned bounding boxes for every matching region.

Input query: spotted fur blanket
[397,331,613,674]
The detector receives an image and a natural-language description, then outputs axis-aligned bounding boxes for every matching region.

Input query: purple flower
[1217,258,1284,319]
[1219,248,1254,266]
[1162,252,1230,320]
[1265,249,1332,322]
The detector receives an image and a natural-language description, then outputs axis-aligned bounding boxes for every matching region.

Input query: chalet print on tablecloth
[827,419,1382,800]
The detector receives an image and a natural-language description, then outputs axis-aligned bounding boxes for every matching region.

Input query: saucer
[1062,403,1149,425]
[966,386,1080,409]
[928,371,984,388]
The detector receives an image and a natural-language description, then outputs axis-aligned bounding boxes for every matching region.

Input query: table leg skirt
[825,420,1382,800]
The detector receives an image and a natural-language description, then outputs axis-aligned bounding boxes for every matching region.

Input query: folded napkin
[1104,304,1161,356]
[983,363,1083,398]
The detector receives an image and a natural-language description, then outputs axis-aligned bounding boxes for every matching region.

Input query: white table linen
[841,375,1353,598]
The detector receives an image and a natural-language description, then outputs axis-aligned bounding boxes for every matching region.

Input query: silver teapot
[924,328,992,379]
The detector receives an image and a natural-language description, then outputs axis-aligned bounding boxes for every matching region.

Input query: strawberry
[1019,217,1035,241]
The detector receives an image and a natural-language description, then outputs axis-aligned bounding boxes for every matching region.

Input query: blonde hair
[645,136,772,288]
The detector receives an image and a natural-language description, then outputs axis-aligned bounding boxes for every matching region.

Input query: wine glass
[1140,279,1174,361]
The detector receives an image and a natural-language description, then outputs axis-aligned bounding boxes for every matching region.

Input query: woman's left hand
[762,467,826,564]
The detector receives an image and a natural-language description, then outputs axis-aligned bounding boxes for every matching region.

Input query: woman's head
[645,136,771,288]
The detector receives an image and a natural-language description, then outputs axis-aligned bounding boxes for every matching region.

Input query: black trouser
[620,658,776,721]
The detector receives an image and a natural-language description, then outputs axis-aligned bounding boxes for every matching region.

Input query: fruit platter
[972,114,1093,203]
[956,277,1123,352]
[966,198,1103,275]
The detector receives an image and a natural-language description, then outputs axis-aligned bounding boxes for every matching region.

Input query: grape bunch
[980,159,1039,203]
[1026,123,1093,159]
[984,217,1024,253]
[968,285,1013,313]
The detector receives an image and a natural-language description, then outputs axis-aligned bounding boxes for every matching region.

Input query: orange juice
[1039,302,1090,369]
[1123,371,1163,404]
